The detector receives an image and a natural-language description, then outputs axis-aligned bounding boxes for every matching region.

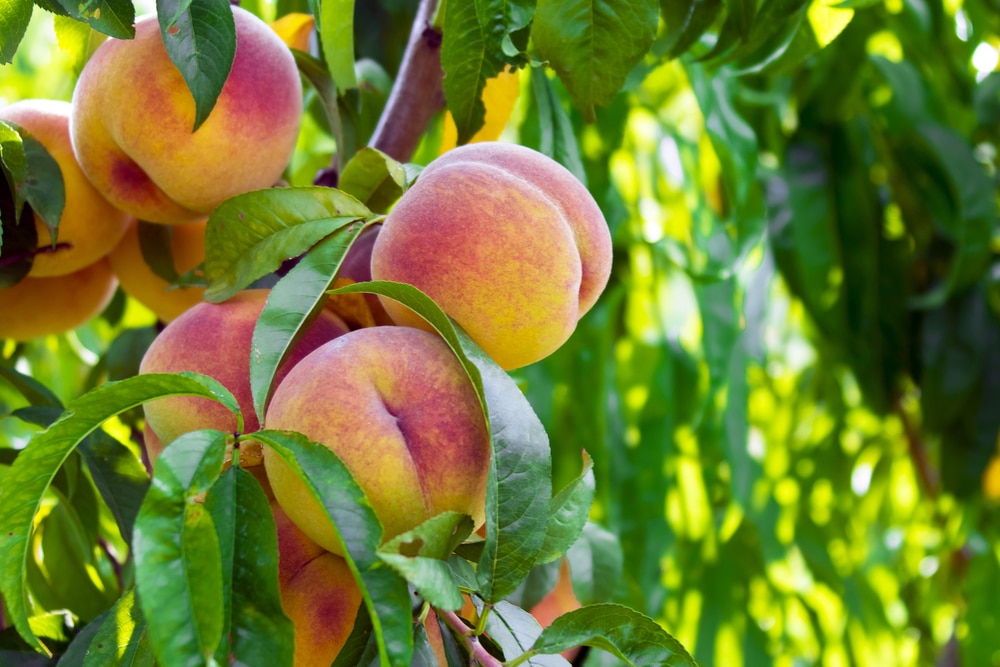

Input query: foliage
[2,0,1000,665]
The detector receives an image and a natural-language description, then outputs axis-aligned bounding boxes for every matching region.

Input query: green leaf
[133,430,228,667]
[486,601,570,666]
[293,50,348,168]
[330,281,552,601]
[530,604,697,665]
[521,68,586,184]
[0,175,35,285]
[377,512,474,610]
[531,0,658,118]
[42,0,134,39]
[330,605,375,667]
[203,186,370,302]
[250,224,374,423]
[1,120,65,246]
[104,326,158,382]
[248,221,370,422]
[535,452,594,564]
[156,0,236,131]
[0,365,62,409]
[252,429,414,667]
[0,0,32,64]
[658,0,723,58]
[137,221,181,284]
[78,430,150,545]
[565,522,623,604]
[0,372,239,654]
[216,466,295,665]
[338,147,410,213]
[319,0,357,94]
[441,0,533,144]
[78,589,155,667]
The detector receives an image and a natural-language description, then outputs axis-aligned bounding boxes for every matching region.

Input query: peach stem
[438,608,505,667]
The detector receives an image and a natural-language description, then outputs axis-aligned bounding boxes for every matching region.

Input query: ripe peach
[108,218,207,322]
[530,559,581,660]
[263,326,490,556]
[70,7,303,224]
[370,142,612,369]
[0,100,130,277]
[138,290,350,464]
[272,501,362,667]
[0,258,117,341]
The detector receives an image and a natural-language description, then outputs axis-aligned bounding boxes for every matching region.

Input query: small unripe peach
[370,142,612,369]
[264,326,490,556]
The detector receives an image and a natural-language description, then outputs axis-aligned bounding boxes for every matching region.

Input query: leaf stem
[368,0,445,162]
[438,608,504,667]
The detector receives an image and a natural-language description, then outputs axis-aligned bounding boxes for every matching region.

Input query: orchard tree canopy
[2,0,1000,666]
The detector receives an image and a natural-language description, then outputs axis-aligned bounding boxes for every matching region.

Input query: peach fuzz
[0,258,117,341]
[69,7,302,224]
[272,501,362,667]
[370,141,612,370]
[0,100,130,277]
[108,218,207,322]
[138,289,350,463]
[263,326,490,557]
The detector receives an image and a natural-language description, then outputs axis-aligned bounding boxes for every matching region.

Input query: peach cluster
[0,5,303,339]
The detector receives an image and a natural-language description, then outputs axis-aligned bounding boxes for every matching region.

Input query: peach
[529,559,581,660]
[108,218,207,322]
[70,7,303,224]
[369,142,612,369]
[0,258,117,341]
[138,290,350,464]
[263,326,490,556]
[272,501,362,667]
[0,100,130,277]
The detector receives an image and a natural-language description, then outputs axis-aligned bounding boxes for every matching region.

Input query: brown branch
[368,0,445,163]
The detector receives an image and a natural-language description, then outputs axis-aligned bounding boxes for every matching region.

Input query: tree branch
[368,0,445,163]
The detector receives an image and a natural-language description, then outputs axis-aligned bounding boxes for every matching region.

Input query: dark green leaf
[536,452,594,564]
[0,120,65,246]
[378,512,474,610]
[133,430,228,666]
[78,430,149,545]
[658,0,723,58]
[532,0,658,118]
[330,605,375,667]
[203,186,370,302]
[531,604,697,665]
[293,50,348,168]
[78,589,155,667]
[0,372,239,654]
[319,0,357,94]
[566,522,623,605]
[0,365,62,408]
[331,281,553,601]
[156,0,236,131]
[248,220,370,422]
[252,429,413,667]
[441,0,532,144]
[104,327,158,382]
[137,222,181,284]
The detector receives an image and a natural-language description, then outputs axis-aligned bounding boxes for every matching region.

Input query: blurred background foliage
[3,0,1000,665]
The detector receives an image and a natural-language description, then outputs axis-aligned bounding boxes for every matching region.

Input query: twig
[438,608,505,667]
[368,0,445,163]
